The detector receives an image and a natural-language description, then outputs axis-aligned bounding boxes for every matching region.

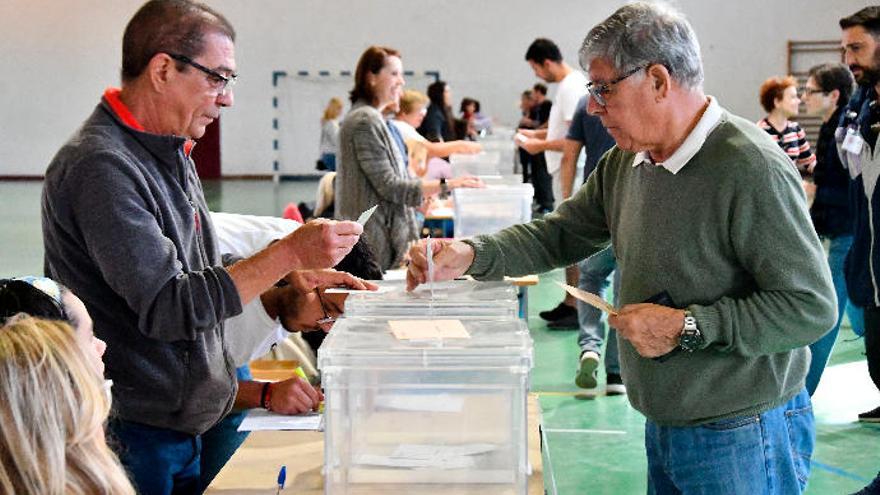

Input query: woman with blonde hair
[314,171,337,218]
[0,316,135,495]
[393,90,482,161]
[319,97,344,171]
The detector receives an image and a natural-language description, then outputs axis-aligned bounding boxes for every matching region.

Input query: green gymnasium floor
[3,179,879,494]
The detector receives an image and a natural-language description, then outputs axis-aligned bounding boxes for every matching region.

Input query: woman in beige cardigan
[336,46,481,270]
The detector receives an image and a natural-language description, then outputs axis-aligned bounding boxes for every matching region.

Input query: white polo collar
[631,96,723,174]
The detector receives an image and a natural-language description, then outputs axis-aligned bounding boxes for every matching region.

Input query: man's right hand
[267,377,323,414]
[405,238,475,291]
[280,218,362,269]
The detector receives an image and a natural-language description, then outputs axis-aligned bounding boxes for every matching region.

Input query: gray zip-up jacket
[335,100,422,270]
[42,98,242,435]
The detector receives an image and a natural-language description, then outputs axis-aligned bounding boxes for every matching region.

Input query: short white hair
[580,1,704,89]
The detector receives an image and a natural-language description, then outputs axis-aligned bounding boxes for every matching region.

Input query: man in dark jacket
[838,7,880,494]
[41,1,364,492]
[801,63,861,397]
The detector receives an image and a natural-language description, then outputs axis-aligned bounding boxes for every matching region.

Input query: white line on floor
[543,428,627,435]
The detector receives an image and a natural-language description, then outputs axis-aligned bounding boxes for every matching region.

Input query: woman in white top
[319,98,343,171]
[393,90,481,158]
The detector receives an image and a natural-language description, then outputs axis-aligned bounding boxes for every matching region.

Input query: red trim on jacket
[103,87,195,156]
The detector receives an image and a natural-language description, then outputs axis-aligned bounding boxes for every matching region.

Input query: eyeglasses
[801,87,825,97]
[586,65,647,107]
[314,289,336,325]
[167,53,237,95]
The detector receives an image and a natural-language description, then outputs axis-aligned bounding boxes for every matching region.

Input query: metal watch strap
[679,310,701,352]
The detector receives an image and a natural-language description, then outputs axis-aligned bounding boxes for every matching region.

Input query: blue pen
[276,465,286,494]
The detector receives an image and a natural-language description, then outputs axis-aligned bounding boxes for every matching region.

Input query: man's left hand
[609,304,685,358]
[519,138,544,155]
[284,269,377,293]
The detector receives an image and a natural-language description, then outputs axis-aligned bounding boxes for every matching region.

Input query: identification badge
[843,127,864,155]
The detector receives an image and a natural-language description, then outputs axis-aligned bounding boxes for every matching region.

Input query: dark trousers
[865,306,880,392]
[199,365,252,490]
[519,148,532,184]
[107,419,201,495]
[530,151,554,211]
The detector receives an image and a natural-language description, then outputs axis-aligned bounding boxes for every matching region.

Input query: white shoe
[575,351,600,389]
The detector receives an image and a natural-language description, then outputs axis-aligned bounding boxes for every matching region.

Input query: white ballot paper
[426,236,435,299]
[237,409,323,432]
[357,204,378,226]
[556,282,618,315]
[324,285,397,295]
[355,443,497,470]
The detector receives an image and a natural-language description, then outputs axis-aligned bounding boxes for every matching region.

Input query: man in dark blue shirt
[557,95,621,395]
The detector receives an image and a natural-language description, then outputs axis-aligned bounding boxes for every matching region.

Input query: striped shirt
[757,118,817,175]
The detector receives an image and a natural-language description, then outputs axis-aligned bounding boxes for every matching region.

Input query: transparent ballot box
[342,280,519,319]
[453,184,534,239]
[319,316,534,494]
[450,151,502,177]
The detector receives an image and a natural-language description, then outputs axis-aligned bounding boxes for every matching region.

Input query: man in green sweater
[407,3,836,493]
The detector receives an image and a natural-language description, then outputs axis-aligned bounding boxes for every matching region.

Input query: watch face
[680,331,704,351]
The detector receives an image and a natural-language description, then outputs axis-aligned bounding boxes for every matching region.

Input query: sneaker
[539,302,577,322]
[851,471,880,495]
[859,406,880,423]
[606,373,626,396]
[575,351,600,389]
[547,313,579,330]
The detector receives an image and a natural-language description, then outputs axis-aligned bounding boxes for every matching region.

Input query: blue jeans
[199,365,252,490]
[107,419,201,495]
[577,246,621,374]
[645,389,814,494]
[806,235,866,395]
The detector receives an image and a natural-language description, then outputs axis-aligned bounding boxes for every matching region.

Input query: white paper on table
[377,393,465,413]
[556,282,617,315]
[237,409,323,432]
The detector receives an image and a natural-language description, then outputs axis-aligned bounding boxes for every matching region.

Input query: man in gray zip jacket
[41,1,364,492]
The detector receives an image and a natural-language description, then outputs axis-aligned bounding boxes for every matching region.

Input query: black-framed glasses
[314,289,337,325]
[586,65,648,107]
[167,53,237,95]
[801,87,825,97]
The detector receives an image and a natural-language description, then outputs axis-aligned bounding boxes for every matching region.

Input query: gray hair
[579,1,704,89]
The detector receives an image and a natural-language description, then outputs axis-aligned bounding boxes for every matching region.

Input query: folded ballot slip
[357,205,378,226]
[556,282,617,315]
[323,285,396,295]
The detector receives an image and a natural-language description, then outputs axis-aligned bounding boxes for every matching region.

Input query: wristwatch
[439,177,450,199]
[679,310,704,352]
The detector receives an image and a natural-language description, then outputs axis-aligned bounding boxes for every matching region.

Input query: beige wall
[0,0,867,176]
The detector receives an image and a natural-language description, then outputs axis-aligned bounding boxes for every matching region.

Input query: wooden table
[206,394,544,494]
